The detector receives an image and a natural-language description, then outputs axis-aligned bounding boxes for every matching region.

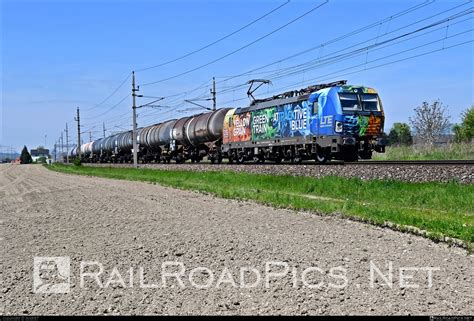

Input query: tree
[388,122,413,146]
[409,100,451,145]
[454,105,474,143]
[20,146,32,164]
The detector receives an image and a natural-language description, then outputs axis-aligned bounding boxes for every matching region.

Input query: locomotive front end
[337,86,387,160]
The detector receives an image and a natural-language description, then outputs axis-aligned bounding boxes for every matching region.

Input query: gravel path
[85,162,474,184]
[0,164,472,315]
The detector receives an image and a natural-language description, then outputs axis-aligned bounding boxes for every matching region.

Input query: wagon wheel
[237,154,245,164]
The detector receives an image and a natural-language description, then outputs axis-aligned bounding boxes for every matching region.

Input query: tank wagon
[71,81,386,164]
[73,107,231,164]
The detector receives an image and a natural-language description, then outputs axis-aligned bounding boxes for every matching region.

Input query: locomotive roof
[238,94,310,113]
[236,84,378,114]
[339,85,378,94]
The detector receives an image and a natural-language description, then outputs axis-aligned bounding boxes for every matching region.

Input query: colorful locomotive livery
[221,81,386,163]
[223,111,251,144]
[343,114,383,137]
[69,80,387,164]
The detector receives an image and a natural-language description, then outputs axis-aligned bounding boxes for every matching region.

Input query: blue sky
[1,0,473,152]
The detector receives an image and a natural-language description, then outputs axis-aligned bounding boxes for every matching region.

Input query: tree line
[386,101,473,146]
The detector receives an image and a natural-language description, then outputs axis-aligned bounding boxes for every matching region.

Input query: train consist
[68,81,387,164]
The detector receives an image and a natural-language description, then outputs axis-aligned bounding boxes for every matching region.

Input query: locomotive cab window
[361,94,379,111]
[313,101,319,114]
[339,93,361,111]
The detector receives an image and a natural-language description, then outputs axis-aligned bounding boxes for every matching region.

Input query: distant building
[31,148,50,162]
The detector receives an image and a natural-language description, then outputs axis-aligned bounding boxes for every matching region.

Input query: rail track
[347,159,474,165]
[81,159,473,184]
[81,159,474,166]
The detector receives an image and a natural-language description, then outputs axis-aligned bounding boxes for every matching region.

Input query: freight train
[67,81,387,164]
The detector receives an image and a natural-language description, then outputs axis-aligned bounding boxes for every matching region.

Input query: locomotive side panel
[222,109,251,144]
[250,100,315,143]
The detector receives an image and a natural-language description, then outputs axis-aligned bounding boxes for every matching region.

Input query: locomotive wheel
[237,155,245,164]
[359,150,373,160]
[343,153,358,162]
[292,156,302,164]
[316,153,327,164]
[316,149,328,164]
[228,156,234,164]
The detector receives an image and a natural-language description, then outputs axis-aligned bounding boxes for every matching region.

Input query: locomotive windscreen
[339,93,380,112]
[360,94,379,111]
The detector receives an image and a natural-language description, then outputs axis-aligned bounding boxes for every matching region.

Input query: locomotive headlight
[335,121,343,133]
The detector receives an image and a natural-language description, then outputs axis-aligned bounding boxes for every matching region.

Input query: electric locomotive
[222,80,387,163]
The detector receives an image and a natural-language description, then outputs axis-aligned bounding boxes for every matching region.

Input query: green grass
[373,143,474,160]
[47,164,474,247]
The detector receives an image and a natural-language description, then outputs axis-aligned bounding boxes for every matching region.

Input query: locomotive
[68,80,387,164]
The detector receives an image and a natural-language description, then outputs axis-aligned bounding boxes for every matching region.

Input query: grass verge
[373,143,474,160]
[47,163,474,249]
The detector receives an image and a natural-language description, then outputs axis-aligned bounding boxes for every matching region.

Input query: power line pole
[75,107,81,159]
[65,123,69,163]
[211,76,216,111]
[60,132,64,161]
[132,71,139,168]
[103,122,106,138]
[54,142,57,162]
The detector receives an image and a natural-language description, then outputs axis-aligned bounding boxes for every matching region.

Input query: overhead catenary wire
[141,0,329,86]
[72,1,472,141]
[65,0,440,136]
[116,0,437,119]
[255,10,474,83]
[212,3,472,98]
[198,0,443,97]
[196,5,473,103]
[135,0,291,72]
[218,35,473,106]
[82,72,132,112]
[82,94,130,120]
[215,0,467,88]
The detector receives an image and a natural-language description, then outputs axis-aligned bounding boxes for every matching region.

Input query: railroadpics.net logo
[33,256,440,293]
[33,257,70,293]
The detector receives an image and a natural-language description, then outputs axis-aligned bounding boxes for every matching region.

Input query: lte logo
[33,257,70,293]
[320,115,333,127]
